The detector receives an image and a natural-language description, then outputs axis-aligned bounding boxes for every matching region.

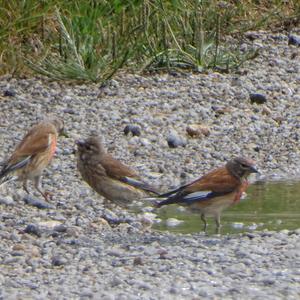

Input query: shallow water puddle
[154,180,300,234]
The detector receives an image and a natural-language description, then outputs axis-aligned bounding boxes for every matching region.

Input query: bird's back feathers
[157,166,242,207]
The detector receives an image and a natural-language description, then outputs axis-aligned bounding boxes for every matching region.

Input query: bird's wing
[100,154,159,194]
[87,160,107,178]
[100,154,138,180]
[184,167,239,194]
[121,177,160,195]
[1,123,56,176]
[156,167,240,207]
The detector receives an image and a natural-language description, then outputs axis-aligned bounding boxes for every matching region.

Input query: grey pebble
[167,131,187,148]
[3,89,16,97]
[23,194,54,209]
[288,34,300,46]
[24,224,42,237]
[51,256,68,266]
[124,124,141,136]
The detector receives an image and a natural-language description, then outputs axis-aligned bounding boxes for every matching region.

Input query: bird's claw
[43,191,54,202]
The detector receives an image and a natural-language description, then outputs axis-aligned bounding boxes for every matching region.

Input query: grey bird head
[226,157,258,179]
[76,136,106,157]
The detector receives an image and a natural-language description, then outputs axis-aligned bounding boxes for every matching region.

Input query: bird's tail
[141,188,182,207]
[0,156,31,186]
[155,195,182,208]
[141,196,163,207]
[0,163,18,186]
[0,173,17,186]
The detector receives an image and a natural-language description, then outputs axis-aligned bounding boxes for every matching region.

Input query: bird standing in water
[156,157,258,233]
[0,117,64,201]
[76,136,159,207]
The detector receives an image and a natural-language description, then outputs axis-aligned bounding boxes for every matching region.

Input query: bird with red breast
[76,136,159,207]
[0,116,64,201]
[156,157,258,233]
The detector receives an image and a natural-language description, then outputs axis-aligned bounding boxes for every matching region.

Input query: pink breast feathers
[234,180,249,203]
[49,134,57,159]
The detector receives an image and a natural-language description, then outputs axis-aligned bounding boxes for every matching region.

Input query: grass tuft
[0,0,299,81]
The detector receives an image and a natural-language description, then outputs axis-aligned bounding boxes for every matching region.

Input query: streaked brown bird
[76,136,159,206]
[0,117,64,201]
[156,157,258,233]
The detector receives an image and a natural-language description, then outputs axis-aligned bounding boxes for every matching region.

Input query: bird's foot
[43,191,54,202]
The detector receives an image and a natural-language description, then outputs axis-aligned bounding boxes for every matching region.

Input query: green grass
[0,0,299,82]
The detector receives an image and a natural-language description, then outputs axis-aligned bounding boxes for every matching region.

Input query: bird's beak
[249,166,259,174]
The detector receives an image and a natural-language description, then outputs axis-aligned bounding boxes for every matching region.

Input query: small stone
[273,116,284,124]
[262,105,271,116]
[24,224,42,237]
[250,93,267,104]
[124,125,141,136]
[30,246,40,257]
[167,132,186,148]
[166,218,184,227]
[53,224,68,233]
[133,257,143,266]
[108,249,123,257]
[288,34,300,46]
[110,276,123,287]
[3,89,16,97]
[186,124,210,138]
[169,287,179,294]
[212,106,232,115]
[23,194,54,209]
[51,256,67,266]
[12,244,26,251]
[63,108,76,114]
[232,222,244,229]
[11,251,24,257]
[0,196,15,206]
[38,220,63,229]
[140,138,151,147]
[158,249,169,259]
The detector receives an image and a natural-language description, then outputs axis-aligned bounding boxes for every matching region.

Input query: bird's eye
[241,163,248,168]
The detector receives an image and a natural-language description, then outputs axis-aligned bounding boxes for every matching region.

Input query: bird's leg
[215,214,221,234]
[34,176,52,201]
[201,213,207,232]
[23,179,30,194]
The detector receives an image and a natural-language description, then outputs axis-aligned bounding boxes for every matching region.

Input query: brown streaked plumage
[156,157,258,233]
[0,117,64,201]
[76,136,159,206]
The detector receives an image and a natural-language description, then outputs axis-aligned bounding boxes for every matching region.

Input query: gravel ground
[0,30,300,299]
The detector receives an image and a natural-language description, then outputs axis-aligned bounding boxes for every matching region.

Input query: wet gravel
[0,29,300,299]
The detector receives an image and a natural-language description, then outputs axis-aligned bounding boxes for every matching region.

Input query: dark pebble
[288,35,300,46]
[53,224,68,233]
[51,256,67,266]
[253,145,260,152]
[3,89,16,97]
[23,194,54,209]
[24,224,42,237]
[133,257,143,266]
[63,108,76,114]
[124,124,141,136]
[250,93,267,104]
[11,251,24,257]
